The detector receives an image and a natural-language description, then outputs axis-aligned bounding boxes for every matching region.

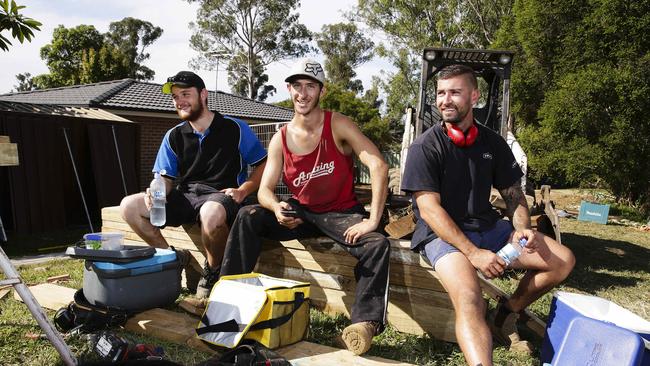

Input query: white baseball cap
[285,58,325,84]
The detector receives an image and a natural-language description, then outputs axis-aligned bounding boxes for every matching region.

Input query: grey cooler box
[83,248,182,311]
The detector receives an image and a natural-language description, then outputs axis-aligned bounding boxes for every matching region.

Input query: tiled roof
[0,100,133,122]
[0,79,294,122]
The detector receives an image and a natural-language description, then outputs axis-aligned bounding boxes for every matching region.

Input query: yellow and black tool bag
[195,273,310,349]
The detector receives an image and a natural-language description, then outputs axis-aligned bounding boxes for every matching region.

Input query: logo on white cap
[304,63,324,77]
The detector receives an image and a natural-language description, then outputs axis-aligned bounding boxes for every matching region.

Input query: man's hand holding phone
[275,202,302,229]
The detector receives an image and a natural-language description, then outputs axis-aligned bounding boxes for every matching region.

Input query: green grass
[1,211,649,365]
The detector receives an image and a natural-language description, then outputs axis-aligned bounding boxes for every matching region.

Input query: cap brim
[285,74,323,84]
[161,81,191,94]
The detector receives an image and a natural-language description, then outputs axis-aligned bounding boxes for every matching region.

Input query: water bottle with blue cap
[496,237,528,267]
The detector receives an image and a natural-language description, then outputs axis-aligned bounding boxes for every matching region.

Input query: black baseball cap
[162,71,206,94]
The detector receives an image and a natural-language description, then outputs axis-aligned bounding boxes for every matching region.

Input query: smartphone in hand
[280,209,299,218]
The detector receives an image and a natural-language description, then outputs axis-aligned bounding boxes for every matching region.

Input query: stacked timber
[101,206,546,343]
[0,136,19,166]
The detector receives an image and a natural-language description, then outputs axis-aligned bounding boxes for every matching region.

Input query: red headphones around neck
[445,123,478,147]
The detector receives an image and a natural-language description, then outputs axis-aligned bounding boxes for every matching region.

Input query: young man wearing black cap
[220,59,390,355]
[120,71,267,299]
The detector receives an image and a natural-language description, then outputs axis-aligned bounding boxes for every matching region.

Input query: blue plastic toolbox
[83,248,182,311]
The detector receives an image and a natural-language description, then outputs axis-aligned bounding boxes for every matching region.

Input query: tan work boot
[488,307,534,355]
[340,321,379,356]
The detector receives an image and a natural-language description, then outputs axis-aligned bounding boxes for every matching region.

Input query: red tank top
[281,111,358,213]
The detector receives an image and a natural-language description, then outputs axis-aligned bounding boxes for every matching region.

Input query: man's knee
[120,193,145,223]
[363,233,390,254]
[551,241,575,282]
[199,201,228,230]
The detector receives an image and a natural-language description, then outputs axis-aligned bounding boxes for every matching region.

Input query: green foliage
[188,0,311,100]
[356,0,514,143]
[316,22,373,93]
[106,17,163,80]
[227,52,276,102]
[12,71,34,91]
[33,18,162,89]
[36,24,106,88]
[321,83,394,150]
[0,0,41,51]
[500,0,650,213]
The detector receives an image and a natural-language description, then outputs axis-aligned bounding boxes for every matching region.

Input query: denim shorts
[420,220,514,270]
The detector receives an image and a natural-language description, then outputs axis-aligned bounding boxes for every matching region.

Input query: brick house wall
[124,114,178,190]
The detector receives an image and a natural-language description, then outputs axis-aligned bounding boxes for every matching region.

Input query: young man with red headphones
[401,65,575,366]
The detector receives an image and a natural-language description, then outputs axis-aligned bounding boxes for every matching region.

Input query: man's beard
[440,104,469,124]
[177,103,203,121]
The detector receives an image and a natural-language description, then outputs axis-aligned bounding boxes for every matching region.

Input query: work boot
[195,261,220,299]
[339,321,380,356]
[488,303,534,355]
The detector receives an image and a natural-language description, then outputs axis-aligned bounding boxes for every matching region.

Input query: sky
[0,0,393,102]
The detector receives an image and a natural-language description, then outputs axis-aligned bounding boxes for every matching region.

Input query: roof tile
[0,79,294,122]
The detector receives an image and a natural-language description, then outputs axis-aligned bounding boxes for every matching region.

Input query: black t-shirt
[401,122,523,249]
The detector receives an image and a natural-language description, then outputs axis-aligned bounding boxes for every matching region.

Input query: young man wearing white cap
[220,59,390,355]
[120,71,267,299]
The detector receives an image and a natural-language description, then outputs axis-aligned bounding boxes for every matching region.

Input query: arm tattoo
[498,179,531,230]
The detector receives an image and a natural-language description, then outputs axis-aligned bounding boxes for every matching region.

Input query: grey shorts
[420,220,514,270]
[163,183,240,228]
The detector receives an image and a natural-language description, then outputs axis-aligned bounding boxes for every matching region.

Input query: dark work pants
[220,202,390,327]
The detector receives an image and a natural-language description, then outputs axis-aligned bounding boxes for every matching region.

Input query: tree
[36,24,106,88]
[188,0,312,100]
[0,0,41,51]
[12,72,34,91]
[498,0,650,213]
[355,0,514,137]
[226,52,276,102]
[106,17,163,80]
[316,22,373,93]
[33,18,162,89]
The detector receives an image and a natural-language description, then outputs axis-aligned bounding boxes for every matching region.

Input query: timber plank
[259,246,447,292]
[255,262,452,308]
[0,142,19,166]
[278,341,416,365]
[14,283,76,310]
[308,286,456,342]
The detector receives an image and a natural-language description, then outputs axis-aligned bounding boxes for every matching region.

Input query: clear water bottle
[149,170,166,227]
[496,237,528,267]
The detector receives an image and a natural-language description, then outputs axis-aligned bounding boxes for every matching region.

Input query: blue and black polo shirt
[153,112,267,190]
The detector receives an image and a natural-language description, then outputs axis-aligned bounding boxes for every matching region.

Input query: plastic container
[83,248,182,311]
[541,291,650,365]
[84,232,124,251]
[551,316,644,366]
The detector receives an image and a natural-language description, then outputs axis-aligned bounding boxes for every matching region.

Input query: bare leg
[198,201,229,269]
[120,193,168,248]
[507,232,575,312]
[436,252,493,366]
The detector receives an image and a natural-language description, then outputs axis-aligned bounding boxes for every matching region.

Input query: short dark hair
[438,64,478,89]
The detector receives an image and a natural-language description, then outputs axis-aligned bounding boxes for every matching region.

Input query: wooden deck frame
[101,206,545,343]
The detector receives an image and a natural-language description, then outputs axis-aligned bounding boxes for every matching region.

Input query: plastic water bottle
[149,171,166,226]
[496,237,528,267]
